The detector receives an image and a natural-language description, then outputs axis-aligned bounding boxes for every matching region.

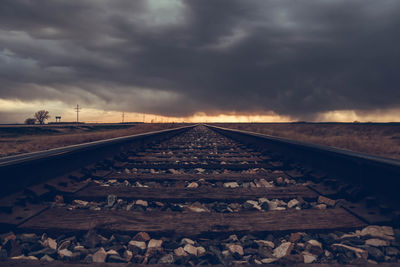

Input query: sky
[0,0,399,123]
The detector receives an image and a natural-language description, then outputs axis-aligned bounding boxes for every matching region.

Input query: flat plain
[0,123,186,158]
[212,123,400,160]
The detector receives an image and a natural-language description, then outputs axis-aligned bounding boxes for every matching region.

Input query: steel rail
[0,125,195,196]
[0,125,195,167]
[206,124,400,205]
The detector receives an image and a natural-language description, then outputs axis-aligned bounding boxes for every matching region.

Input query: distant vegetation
[213,123,400,160]
[24,118,36,125]
[34,110,50,124]
[24,110,50,125]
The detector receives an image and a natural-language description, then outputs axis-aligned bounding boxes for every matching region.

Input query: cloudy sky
[0,0,399,123]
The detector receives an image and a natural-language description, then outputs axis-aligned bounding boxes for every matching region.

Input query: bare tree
[25,118,36,125]
[34,110,50,125]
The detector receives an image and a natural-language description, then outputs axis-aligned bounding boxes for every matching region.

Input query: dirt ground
[212,123,400,160]
[0,123,187,158]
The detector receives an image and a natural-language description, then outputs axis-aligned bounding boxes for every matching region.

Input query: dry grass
[0,123,186,158]
[212,123,400,160]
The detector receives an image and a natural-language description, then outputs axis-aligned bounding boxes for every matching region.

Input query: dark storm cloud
[0,0,399,118]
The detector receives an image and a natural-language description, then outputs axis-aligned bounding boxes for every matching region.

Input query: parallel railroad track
[0,125,400,266]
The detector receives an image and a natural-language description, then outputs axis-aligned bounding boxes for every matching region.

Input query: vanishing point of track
[1,125,400,266]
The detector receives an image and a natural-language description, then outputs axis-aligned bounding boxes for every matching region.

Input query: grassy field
[0,123,186,158]
[212,123,400,160]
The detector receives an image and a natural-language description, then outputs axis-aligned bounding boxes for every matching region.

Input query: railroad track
[0,125,400,266]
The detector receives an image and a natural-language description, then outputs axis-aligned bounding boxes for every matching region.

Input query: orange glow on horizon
[0,99,399,123]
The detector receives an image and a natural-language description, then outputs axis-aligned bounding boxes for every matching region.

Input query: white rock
[332,244,368,259]
[174,247,188,257]
[307,239,322,249]
[135,200,148,207]
[227,244,244,255]
[275,177,284,185]
[158,253,174,264]
[317,195,336,206]
[58,240,70,251]
[245,200,262,210]
[181,238,195,245]
[255,240,275,248]
[197,246,206,256]
[133,231,150,241]
[184,244,198,255]
[365,238,389,247]
[360,226,394,240]
[169,169,180,174]
[186,205,208,213]
[195,168,205,173]
[107,249,119,255]
[246,200,258,206]
[93,247,107,263]
[228,235,239,242]
[254,180,262,187]
[154,201,164,207]
[40,255,54,262]
[254,259,262,265]
[261,258,277,263]
[187,182,199,188]
[273,242,292,258]
[59,249,73,258]
[129,240,146,250]
[148,239,163,249]
[325,250,332,257]
[223,182,239,188]
[287,199,300,208]
[135,182,144,187]
[340,232,360,239]
[303,252,317,263]
[73,200,89,206]
[11,255,38,260]
[315,204,327,210]
[277,199,287,206]
[259,179,273,187]
[222,250,230,257]
[45,238,57,250]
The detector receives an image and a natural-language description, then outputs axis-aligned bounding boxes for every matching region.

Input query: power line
[75,104,81,123]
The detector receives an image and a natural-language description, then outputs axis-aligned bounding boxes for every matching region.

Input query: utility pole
[122,112,125,123]
[143,114,145,123]
[75,104,81,123]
